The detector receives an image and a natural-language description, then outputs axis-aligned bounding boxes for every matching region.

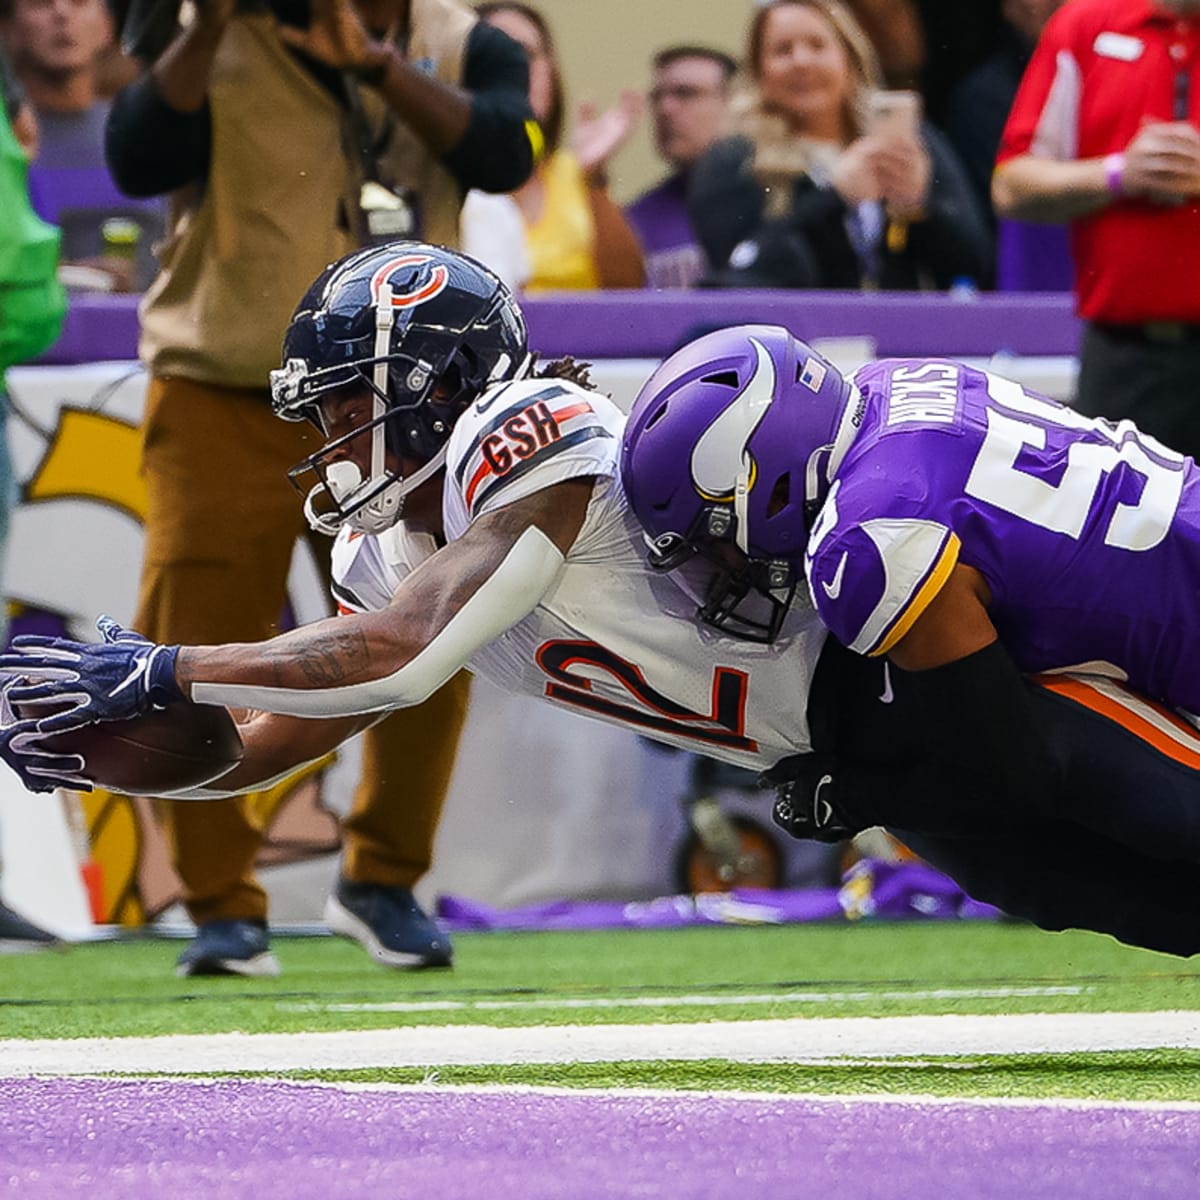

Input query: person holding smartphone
[687,0,991,290]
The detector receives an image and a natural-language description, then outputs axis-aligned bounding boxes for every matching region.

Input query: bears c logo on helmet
[369,253,451,309]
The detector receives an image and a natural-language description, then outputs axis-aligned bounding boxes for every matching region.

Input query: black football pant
[1076,323,1200,462]
[808,638,1200,956]
[902,670,1200,958]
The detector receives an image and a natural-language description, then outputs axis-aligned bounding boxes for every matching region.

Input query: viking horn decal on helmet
[688,337,776,500]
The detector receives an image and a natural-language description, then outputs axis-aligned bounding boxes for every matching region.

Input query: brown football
[18,700,244,795]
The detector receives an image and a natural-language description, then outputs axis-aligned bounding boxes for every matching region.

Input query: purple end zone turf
[3,1078,1198,1199]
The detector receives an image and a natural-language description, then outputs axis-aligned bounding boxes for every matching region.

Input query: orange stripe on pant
[1035,673,1200,771]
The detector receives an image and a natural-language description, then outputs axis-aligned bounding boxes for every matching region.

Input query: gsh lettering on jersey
[480,401,561,475]
[456,382,609,516]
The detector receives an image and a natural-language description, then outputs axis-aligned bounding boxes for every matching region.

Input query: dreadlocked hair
[531,354,597,391]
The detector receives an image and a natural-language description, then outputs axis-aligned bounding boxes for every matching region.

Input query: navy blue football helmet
[270,241,529,535]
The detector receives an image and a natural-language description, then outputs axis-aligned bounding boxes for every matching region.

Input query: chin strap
[804,444,833,515]
[733,464,751,554]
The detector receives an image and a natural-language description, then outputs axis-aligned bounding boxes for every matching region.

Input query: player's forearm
[174,609,426,713]
[176,524,567,717]
[992,155,1112,223]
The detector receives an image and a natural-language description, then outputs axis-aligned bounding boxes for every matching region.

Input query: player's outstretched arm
[0,478,594,731]
[179,476,594,716]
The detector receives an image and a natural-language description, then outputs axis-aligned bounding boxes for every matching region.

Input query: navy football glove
[0,615,183,732]
[759,754,861,844]
[0,678,89,793]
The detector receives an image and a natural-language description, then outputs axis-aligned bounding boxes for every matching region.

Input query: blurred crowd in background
[0,0,1071,304]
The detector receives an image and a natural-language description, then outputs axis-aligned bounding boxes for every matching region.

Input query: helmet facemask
[644,497,798,645]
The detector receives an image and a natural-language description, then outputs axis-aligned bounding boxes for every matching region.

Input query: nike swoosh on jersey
[879,660,894,704]
[821,552,848,600]
[474,380,517,415]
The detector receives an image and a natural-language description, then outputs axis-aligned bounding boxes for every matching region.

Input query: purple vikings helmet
[270,241,529,536]
[621,324,854,643]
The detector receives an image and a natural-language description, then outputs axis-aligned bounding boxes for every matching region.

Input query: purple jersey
[805,358,1200,712]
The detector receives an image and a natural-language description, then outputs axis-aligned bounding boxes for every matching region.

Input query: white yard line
[280,985,1089,1015]
[1,1010,1198,1076]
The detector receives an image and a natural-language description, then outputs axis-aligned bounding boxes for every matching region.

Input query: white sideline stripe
[1,1010,1198,1076]
[65,1073,1200,1114]
[241,1077,1200,1114]
[281,985,1089,1014]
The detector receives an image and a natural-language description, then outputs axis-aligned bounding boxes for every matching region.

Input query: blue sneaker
[0,900,61,952]
[175,919,281,978]
[324,879,452,968]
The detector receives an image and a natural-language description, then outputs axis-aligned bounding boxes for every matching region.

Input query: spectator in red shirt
[993,0,1200,452]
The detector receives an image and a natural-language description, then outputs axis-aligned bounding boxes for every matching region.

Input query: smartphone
[866,90,922,140]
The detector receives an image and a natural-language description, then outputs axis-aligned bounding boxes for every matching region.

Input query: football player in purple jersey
[621,323,1200,956]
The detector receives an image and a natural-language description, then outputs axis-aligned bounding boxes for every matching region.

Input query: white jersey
[331,377,825,770]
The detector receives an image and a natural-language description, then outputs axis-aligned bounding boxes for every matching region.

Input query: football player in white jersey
[8,245,1200,957]
[0,243,829,791]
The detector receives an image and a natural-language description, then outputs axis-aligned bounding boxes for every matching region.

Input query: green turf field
[5,921,1200,1101]
[5,922,1199,1038]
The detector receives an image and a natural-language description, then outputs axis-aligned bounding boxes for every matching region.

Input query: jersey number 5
[965,374,1185,551]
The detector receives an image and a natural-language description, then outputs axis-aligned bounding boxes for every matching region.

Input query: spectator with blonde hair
[688,0,990,290]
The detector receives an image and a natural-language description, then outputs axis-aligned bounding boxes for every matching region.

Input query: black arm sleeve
[441,20,534,194]
[105,74,212,197]
[106,23,532,200]
[835,641,1064,834]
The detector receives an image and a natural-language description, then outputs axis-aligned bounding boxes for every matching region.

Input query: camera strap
[342,52,421,244]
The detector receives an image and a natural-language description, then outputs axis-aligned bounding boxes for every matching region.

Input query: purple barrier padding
[519,289,1082,359]
[437,888,843,931]
[36,290,1081,366]
[37,293,143,365]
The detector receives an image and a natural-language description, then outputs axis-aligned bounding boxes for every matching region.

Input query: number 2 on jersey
[965,374,1185,551]
[535,640,758,752]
